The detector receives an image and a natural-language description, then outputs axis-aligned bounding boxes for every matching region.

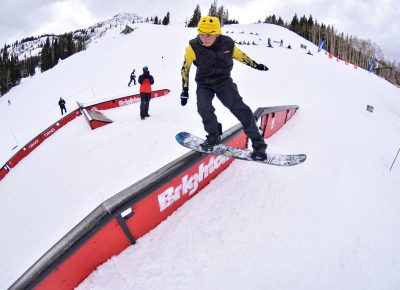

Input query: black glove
[181,89,189,106]
[256,63,269,71]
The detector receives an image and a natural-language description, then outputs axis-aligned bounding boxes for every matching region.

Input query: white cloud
[34,1,97,35]
[0,0,399,60]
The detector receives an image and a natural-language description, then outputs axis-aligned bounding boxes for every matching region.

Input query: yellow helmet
[197,16,221,35]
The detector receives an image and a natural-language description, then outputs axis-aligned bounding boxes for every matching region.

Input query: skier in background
[58,97,67,115]
[138,66,154,120]
[180,16,269,160]
[128,69,136,86]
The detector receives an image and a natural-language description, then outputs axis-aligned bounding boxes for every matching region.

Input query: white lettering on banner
[158,155,228,212]
[28,139,40,149]
[43,127,56,138]
[118,98,140,107]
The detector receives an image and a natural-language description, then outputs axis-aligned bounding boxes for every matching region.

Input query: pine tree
[76,38,85,52]
[0,48,7,95]
[290,14,299,33]
[40,37,52,72]
[66,33,74,57]
[188,4,202,27]
[9,54,21,86]
[217,6,224,25]
[53,38,60,66]
[208,0,217,17]
[162,12,170,25]
[2,44,9,63]
[307,15,314,27]
[27,54,37,77]
[223,9,229,24]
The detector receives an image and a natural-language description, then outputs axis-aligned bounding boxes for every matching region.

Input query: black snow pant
[140,92,151,118]
[60,105,67,115]
[128,77,136,86]
[196,79,264,145]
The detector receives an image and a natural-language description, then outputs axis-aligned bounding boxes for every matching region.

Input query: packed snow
[0,21,399,290]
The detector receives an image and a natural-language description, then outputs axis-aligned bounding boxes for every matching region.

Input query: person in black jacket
[138,66,154,120]
[128,69,136,86]
[58,97,67,115]
[180,16,269,160]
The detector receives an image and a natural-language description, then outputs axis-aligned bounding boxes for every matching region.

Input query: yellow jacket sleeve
[233,45,258,69]
[181,45,196,90]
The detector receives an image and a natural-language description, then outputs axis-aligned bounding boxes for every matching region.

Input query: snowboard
[176,132,306,167]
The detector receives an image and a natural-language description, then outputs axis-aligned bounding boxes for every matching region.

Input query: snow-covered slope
[0,21,399,290]
[3,12,142,61]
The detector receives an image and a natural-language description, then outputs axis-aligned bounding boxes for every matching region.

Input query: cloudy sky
[1,0,399,61]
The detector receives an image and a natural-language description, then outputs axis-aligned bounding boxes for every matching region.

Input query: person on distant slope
[58,97,67,115]
[180,16,269,160]
[138,66,154,120]
[128,69,136,86]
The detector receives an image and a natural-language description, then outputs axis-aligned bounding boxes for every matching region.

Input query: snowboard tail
[176,132,306,167]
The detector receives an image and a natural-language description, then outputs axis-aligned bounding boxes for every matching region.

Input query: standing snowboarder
[58,97,67,115]
[138,66,154,120]
[180,16,269,160]
[128,69,136,86]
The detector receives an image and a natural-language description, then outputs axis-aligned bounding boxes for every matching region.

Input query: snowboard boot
[217,122,223,136]
[251,139,267,160]
[200,133,221,152]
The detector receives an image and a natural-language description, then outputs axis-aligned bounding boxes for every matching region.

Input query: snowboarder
[180,16,269,160]
[267,38,272,48]
[8,100,11,105]
[138,66,154,120]
[58,97,67,115]
[128,69,136,86]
